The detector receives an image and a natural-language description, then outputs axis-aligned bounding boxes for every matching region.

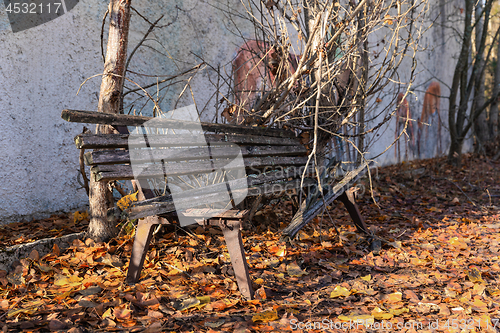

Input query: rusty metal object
[337,187,369,234]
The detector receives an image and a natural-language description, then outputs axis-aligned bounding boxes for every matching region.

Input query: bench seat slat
[84,144,307,165]
[126,168,314,209]
[122,178,316,220]
[92,156,309,181]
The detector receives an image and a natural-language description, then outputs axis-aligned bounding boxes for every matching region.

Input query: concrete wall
[367,0,469,166]
[0,0,253,224]
[0,0,465,223]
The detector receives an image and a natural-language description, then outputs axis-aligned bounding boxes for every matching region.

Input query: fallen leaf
[49,319,67,331]
[117,191,139,211]
[73,211,89,223]
[54,274,82,287]
[338,313,374,325]
[254,278,264,285]
[114,306,133,321]
[467,267,485,284]
[204,320,225,328]
[286,262,307,277]
[330,285,351,298]
[172,297,200,311]
[252,311,279,323]
[382,291,402,303]
[471,297,488,312]
[449,237,468,249]
[360,274,371,282]
[371,307,393,320]
[390,307,409,316]
[268,245,286,257]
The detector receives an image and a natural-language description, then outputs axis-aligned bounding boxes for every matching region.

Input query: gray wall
[0,0,251,224]
[0,0,465,223]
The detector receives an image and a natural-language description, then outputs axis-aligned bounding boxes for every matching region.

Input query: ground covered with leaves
[1,154,500,332]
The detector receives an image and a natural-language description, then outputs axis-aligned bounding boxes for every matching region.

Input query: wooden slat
[92,156,309,181]
[281,162,374,237]
[75,133,301,149]
[84,144,307,165]
[62,109,295,138]
[181,208,248,219]
[128,167,315,208]
[122,178,315,220]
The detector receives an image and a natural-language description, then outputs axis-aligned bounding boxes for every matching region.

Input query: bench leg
[338,188,370,234]
[220,220,254,299]
[126,217,157,284]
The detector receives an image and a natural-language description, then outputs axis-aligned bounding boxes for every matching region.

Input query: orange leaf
[267,245,286,257]
[52,243,60,256]
[114,306,132,321]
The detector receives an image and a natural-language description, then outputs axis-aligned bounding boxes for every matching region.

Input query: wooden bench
[62,109,370,299]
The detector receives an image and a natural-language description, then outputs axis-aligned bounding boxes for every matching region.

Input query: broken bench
[61,108,370,299]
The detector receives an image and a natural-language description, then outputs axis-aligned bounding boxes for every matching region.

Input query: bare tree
[447,0,500,165]
[218,0,427,167]
[88,0,132,242]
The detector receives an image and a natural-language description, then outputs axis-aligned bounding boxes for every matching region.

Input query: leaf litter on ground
[0,154,500,332]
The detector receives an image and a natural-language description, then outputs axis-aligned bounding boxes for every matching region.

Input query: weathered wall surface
[368,0,468,166]
[0,0,252,224]
[0,0,466,223]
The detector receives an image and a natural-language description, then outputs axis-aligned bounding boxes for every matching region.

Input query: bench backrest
[63,109,315,221]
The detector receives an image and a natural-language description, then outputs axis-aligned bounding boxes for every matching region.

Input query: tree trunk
[490,36,500,138]
[447,0,473,165]
[448,136,464,166]
[356,3,369,165]
[88,0,132,242]
[472,1,489,153]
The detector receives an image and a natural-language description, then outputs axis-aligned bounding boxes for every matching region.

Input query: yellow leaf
[410,258,425,266]
[382,292,402,303]
[449,237,468,250]
[338,314,374,325]
[467,267,485,284]
[252,310,279,323]
[254,278,264,285]
[428,207,442,212]
[330,285,351,298]
[117,191,139,211]
[54,274,82,287]
[251,245,262,252]
[7,307,36,318]
[360,274,371,282]
[172,297,200,311]
[102,308,114,319]
[286,262,307,277]
[486,287,500,296]
[371,307,393,320]
[195,296,211,309]
[471,297,488,312]
[73,211,89,223]
[389,307,409,316]
[383,14,393,25]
